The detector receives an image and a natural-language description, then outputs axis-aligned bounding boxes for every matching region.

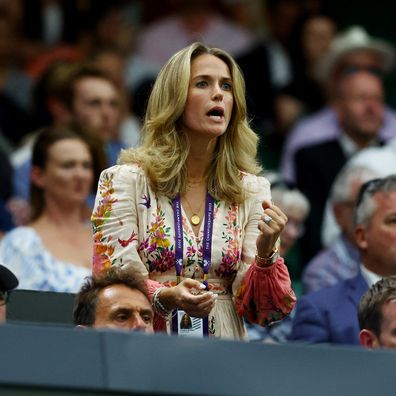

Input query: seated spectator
[295,69,387,262]
[73,267,154,333]
[303,164,378,293]
[280,26,396,183]
[0,125,98,292]
[321,140,396,248]
[0,264,18,323]
[358,276,396,349]
[12,63,121,203]
[289,175,396,345]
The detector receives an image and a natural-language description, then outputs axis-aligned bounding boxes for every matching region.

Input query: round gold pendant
[190,214,201,226]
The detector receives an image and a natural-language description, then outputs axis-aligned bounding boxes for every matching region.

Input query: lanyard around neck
[173,192,215,287]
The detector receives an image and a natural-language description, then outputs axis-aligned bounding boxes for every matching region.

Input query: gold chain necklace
[183,195,206,226]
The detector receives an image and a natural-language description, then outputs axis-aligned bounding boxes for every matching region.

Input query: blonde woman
[92,42,296,340]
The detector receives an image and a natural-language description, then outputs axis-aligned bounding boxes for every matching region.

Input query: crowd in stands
[0,0,396,350]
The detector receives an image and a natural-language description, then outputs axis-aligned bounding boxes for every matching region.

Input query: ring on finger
[263,215,273,225]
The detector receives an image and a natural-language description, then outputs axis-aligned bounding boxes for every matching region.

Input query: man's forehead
[98,285,151,308]
[75,77,117,94]
[381,299,396,324]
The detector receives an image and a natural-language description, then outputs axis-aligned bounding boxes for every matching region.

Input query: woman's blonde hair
[119,42,261,203]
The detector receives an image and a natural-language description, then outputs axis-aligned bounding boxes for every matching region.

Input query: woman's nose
[212,84,223,100]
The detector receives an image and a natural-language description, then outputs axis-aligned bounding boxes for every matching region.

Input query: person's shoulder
[295,138,341,167]
[384,106,396,121]
[242,172,270,191]
[100,163,147,182]
[292,107,335,132]
[0,226,39,250]
[299,277,353,307]
[304,246,338,273]
[2,226,36,240]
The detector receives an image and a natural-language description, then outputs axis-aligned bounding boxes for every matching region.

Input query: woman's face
[38,138,93,206]
[182,54,234,142]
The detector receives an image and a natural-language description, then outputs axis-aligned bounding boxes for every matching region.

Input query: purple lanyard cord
[173,192,214,287]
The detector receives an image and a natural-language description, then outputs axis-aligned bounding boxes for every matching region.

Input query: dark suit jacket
[295,139,348,261]
[288,272,369,345]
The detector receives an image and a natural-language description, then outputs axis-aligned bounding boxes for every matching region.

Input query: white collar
[360,264,382,287]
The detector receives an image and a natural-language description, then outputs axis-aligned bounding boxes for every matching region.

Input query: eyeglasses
[0,290,10,306]
[355,178,384,208]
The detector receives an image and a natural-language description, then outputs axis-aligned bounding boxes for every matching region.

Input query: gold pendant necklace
[190,214,201,226]
[184,195,205,226]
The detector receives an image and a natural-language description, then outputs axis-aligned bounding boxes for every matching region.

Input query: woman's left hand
[256,200,288,259]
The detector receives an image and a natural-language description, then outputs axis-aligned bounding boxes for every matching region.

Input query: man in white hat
[0,264,18,323]
[294,68,387,262]
[280,26,396,183]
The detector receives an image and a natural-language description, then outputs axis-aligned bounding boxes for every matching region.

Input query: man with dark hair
[358,276,396,349]
[73,267,154,333]
[10,62,123,224]
[13,63,122,197]
[60,64,121,146]
[289,175,396,345]
[0,264,19,323]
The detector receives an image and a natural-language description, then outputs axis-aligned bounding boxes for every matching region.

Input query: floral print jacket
[92,164,295,335]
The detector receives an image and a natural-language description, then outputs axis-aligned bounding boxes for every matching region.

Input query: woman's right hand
[159,278,217,318]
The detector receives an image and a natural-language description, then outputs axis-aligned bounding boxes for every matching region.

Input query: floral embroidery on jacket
[140,194,151,208]
[216,203,241,279]
[118,231,138,247]
[92,173,118,276]
[139,205,175,273]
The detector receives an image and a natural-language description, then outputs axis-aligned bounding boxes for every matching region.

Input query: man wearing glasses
[0,264,18,323]
[289,175,396,345]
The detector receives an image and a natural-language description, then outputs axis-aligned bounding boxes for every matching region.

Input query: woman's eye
[196,81,208,88]
[222,82,232,91]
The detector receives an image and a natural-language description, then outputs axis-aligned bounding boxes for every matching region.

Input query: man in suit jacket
[294,70,385,262]
[289,175,396,345]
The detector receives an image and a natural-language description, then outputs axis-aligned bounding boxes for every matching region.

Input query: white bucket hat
[316,26,396,82]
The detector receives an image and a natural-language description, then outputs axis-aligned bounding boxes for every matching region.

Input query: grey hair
[272,186,310,219]
[354,175,396,227]
[330,164,379,204]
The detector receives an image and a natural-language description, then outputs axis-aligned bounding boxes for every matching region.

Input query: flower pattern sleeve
[91,165,148,278]
[233,175,296,326]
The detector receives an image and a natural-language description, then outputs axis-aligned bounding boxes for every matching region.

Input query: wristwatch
[255,249,279,267]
